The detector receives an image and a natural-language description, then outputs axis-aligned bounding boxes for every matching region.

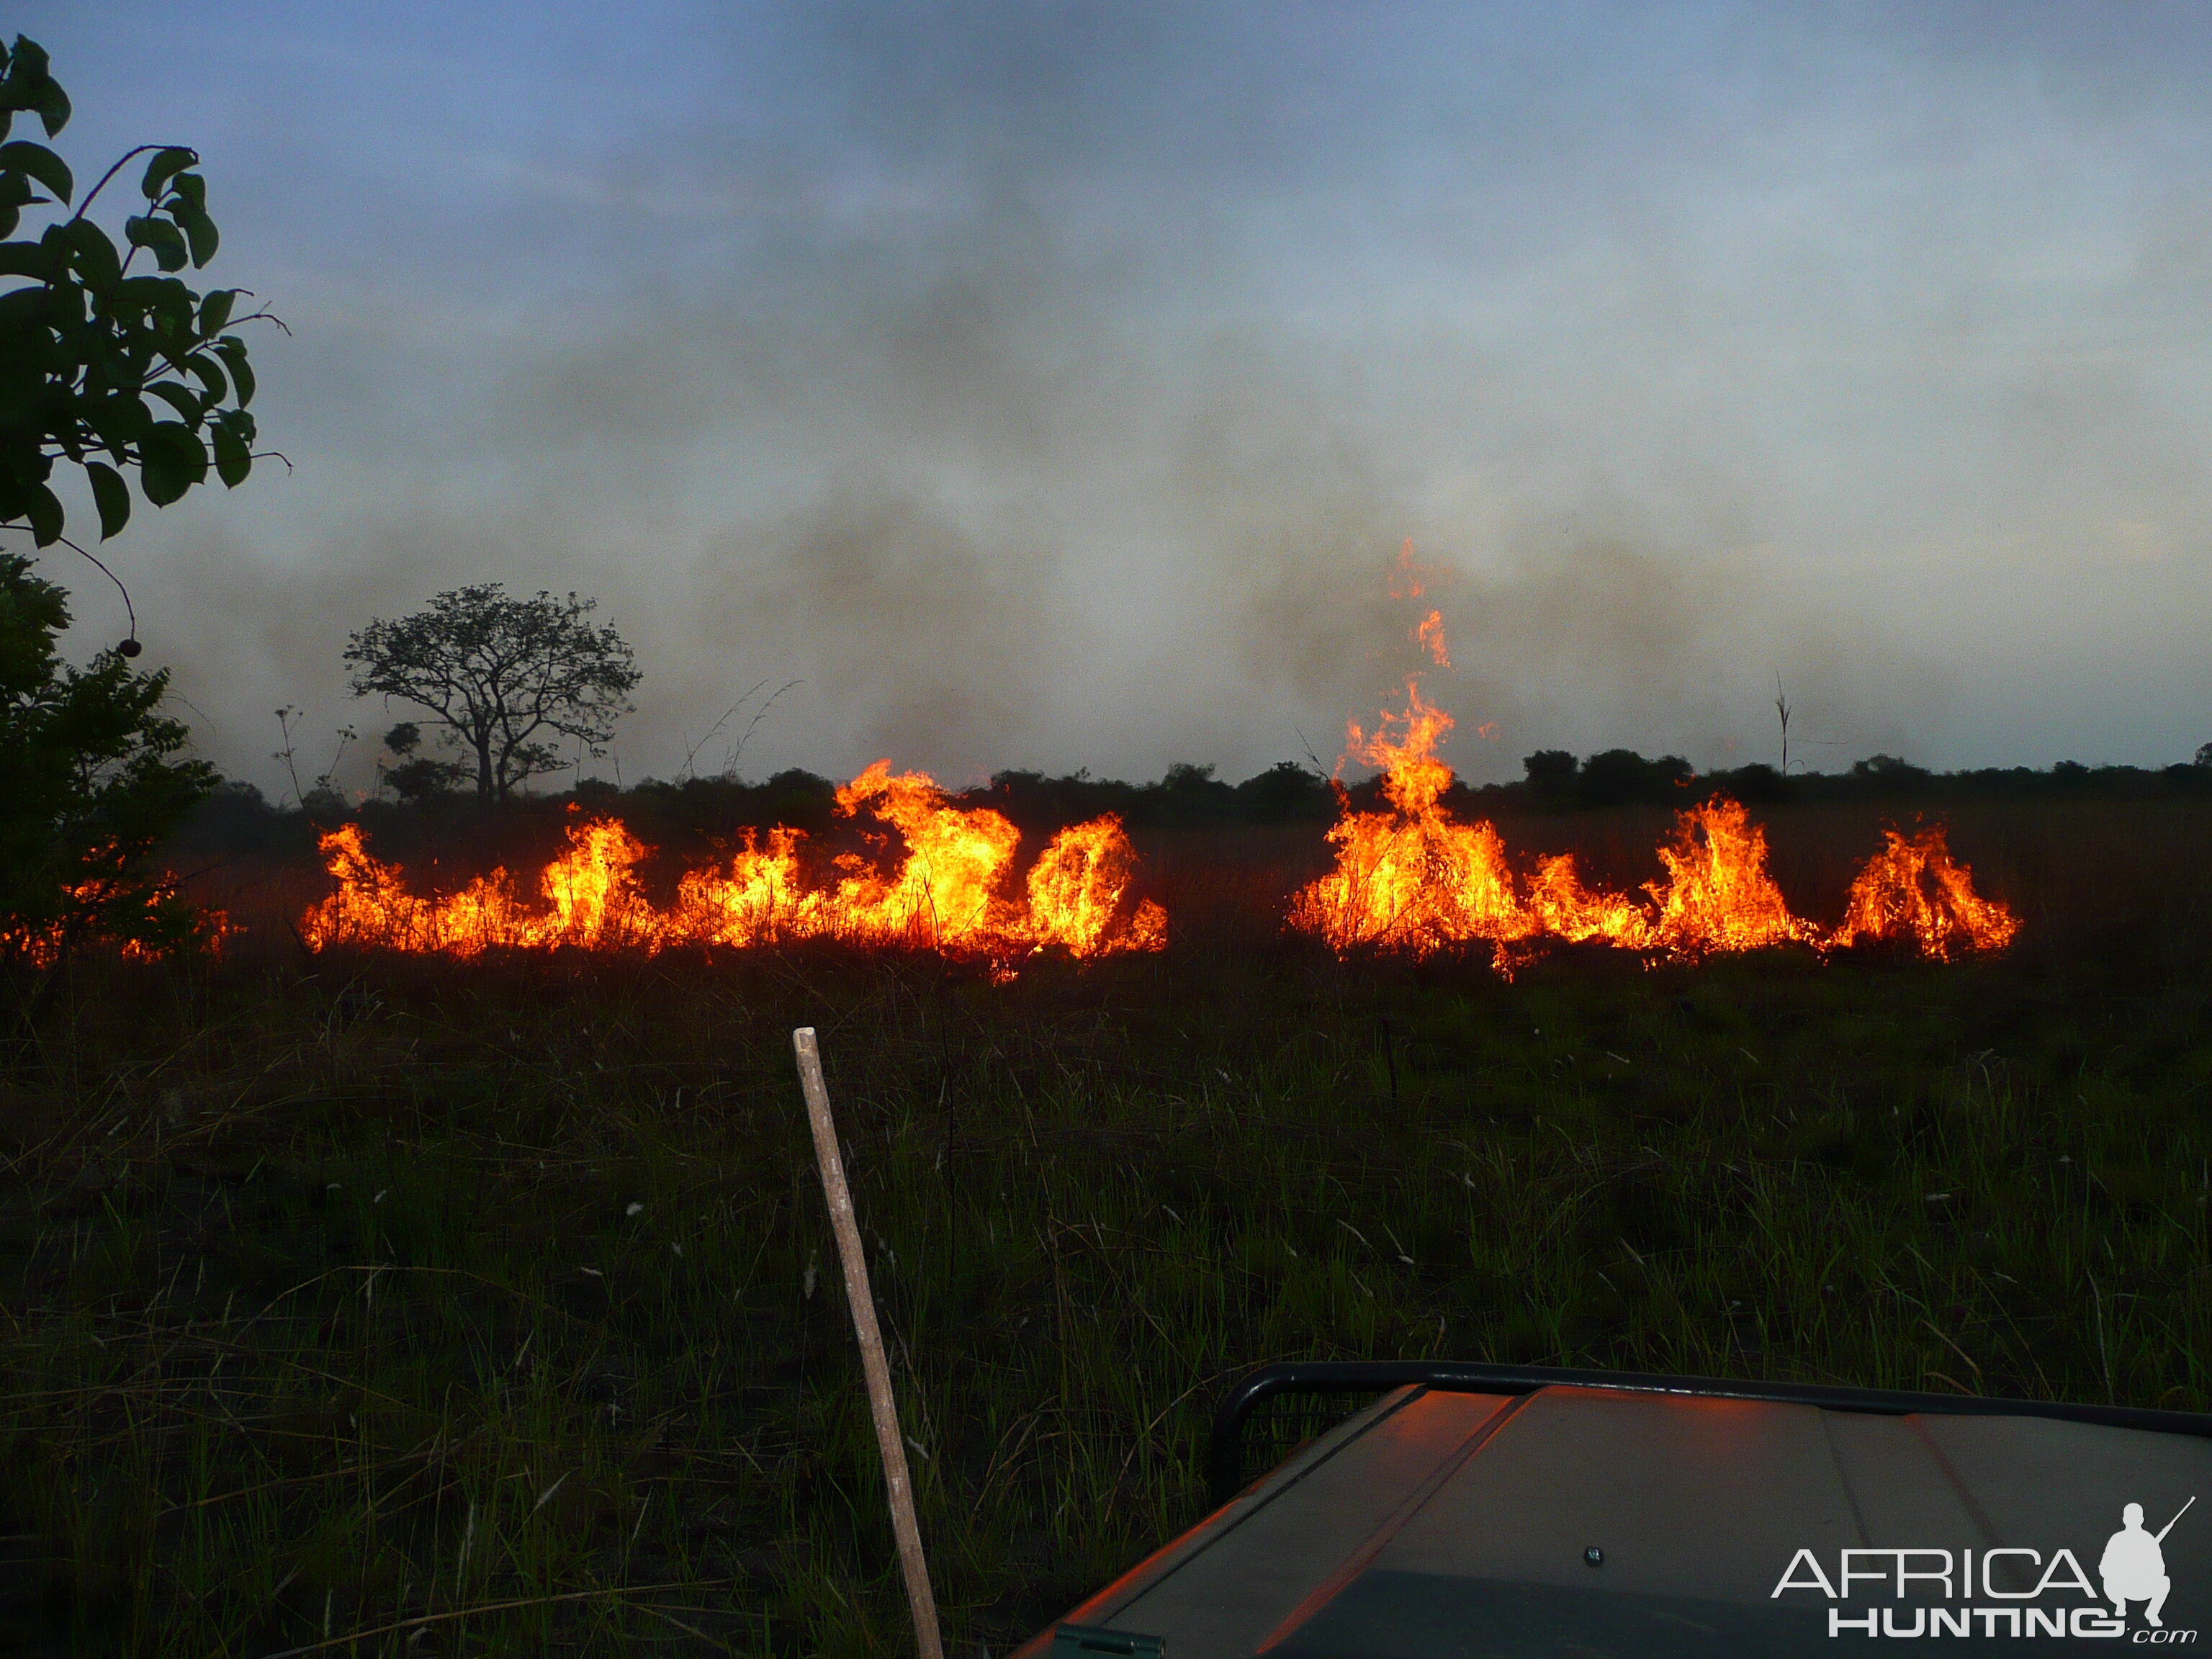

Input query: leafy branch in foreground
[0,32,282,548]
[0,37,274,999]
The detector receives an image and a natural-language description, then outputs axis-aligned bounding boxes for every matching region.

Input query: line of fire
[295,554,2018,972]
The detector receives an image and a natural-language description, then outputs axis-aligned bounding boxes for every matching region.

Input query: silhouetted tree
[343,585,642,803]
[1575,748,1694,807]
[1523,750,1579,803]
[1521,749,1694,808]
[1,555,212,972]
[1234,760,1333,822]
[375,720,467,805]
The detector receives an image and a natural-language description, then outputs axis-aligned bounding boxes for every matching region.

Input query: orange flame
[1388,536,1426,601]
[1832,823,2020,959]
[1524,853,1652,948]
[2,866,229,967]
[1290,678,1529,954]
[828,760,1024,947]
[1290,675,2017,966]
[1415,608,1452,669]
[1646,799,1817,958]
[302,761,1166,963]
[1021,814,1171,956]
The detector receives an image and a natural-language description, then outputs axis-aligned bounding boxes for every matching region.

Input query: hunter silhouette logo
[1773,1496,2198,1640]
[2104,1498,2193,1629]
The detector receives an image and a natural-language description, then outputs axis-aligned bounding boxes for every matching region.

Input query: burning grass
[302,761,1166,968]
[294,744,2013,982]
[0,798,2206,1654]
[1287,687,2017,966]
[1284,546,2015,969]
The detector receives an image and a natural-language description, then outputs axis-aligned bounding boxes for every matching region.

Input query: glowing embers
[302,764,1167,962]
[1289,693,2017,966]
[1,852,228,968]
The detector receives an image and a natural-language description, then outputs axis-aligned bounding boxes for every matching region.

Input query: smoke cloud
[20,1,2212,795]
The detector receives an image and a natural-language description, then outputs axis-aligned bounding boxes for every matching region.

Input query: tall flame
[303,763,1166,963]
[1290,708,2019,968]
[1833,823,2022,961]
[829,760,1023,947]
[1287,679,1534,954]
[1290,545,2017,967]
[1647,799,1817,958]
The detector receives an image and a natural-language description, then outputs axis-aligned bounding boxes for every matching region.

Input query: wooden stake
[791,1027,944,1659]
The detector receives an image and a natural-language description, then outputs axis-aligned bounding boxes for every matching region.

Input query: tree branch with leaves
[0,36,275,997]
[0,35,281,548]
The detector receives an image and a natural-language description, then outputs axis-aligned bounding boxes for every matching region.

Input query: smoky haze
[18,1,2212,797]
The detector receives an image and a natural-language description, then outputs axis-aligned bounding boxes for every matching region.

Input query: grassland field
[1,796,2209,1655]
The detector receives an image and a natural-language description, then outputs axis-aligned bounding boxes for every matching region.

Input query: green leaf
[1,37,50,87]
[142,420,207,469]
[168,171,207,213]
[85,458,130,538]
[23,477,60,544]
[34,80,68,139]
[211,335,255,405]
[83,392,152,447]
[139,146,196,201]
[196,287,235,335]
[145,381,202,422]
[53,218,119,292]
[0,237,48,279]
[116,274,189,308]
[183,351,228,404]
[138,454,179,508]
[123,215,189,272]
[212,419,251,487]
[0,139,68,202]
[176,203,218,267]
[1,39,68,138]
[0,281,45,327]
[139,422,207,506]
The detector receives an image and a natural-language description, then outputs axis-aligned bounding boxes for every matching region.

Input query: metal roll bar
[1210,1359,2212,1506]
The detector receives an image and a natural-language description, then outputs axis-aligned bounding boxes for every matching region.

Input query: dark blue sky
[21,3,2212,791]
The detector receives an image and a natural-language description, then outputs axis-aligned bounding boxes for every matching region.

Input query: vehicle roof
[1019,1380,2212,1657]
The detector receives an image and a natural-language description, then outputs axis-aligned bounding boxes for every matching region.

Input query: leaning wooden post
[791,1026,945,1659]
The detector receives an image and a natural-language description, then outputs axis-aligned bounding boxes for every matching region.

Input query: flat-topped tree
[0,37,273,982]
[344,585,643,804]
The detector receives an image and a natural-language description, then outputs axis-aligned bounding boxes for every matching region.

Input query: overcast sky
[21,2,2212,794]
